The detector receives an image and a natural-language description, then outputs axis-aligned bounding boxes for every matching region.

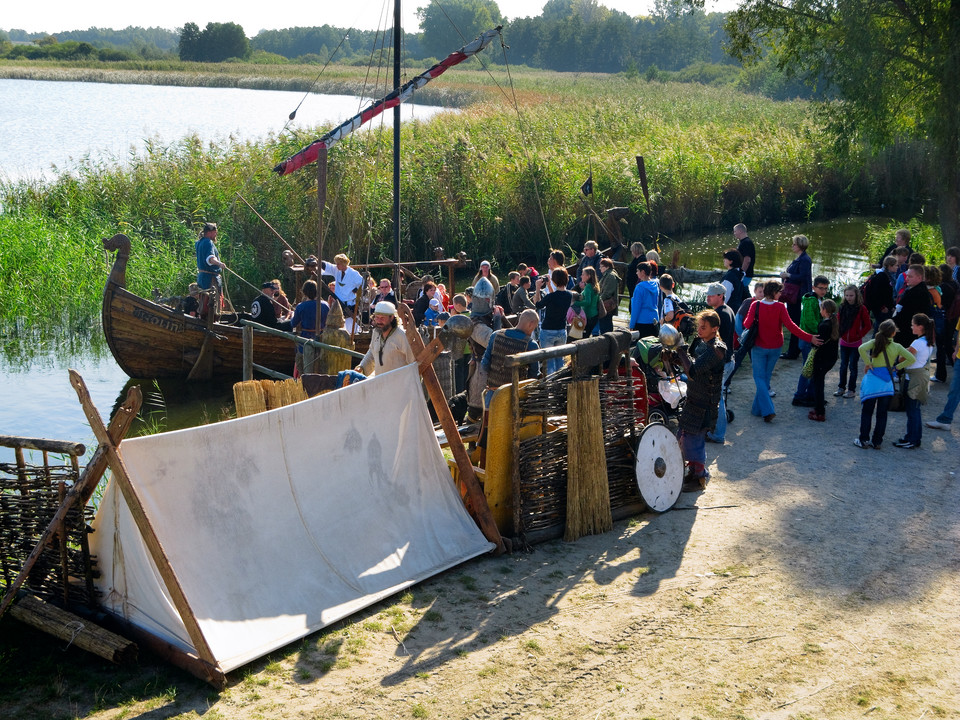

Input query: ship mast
[393,0,402,287]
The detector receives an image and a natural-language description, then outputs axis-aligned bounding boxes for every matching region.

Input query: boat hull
[102,282,296,380]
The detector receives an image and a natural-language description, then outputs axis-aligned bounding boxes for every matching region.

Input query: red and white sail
[274,28,501,176]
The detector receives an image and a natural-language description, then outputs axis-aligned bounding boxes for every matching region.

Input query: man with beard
[355,302,417,377]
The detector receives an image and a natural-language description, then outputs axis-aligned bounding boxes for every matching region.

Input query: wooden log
[0,436,86,457]
[564,378,612,541]
[9,594,138,665]
[68,370,219,669]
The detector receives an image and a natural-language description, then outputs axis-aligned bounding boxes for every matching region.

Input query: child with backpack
[835,284,872,398]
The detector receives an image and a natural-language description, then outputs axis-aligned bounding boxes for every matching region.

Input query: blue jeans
[837,345,860,391]
[679,429,707,474]
[793,340,813,400]
[751,346,780,417]
[904,396,923,444]
[539,328,567,375]
[935,356,960,424]
[709,360,735,441]
[860,395,891,445]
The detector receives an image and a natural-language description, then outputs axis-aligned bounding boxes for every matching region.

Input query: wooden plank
[10,594,138,665]
[0,436,85,456]
[68,370,219,670]
[100,613,225,689]
[396,304,505,554]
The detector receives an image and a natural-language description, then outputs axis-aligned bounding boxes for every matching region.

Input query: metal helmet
[444,313,474,339]
[658,323,683,349]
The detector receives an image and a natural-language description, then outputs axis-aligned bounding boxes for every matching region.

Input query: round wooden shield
[634,422,683,512]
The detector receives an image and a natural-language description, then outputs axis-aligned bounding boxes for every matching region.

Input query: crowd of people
[192,220,959,494]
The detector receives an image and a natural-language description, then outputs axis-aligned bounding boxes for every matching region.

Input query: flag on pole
[580,173,593,196]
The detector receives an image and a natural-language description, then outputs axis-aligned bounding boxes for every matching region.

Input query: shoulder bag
[780,281,801,305]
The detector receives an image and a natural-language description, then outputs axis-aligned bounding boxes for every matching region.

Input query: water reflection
[659,216,888,292]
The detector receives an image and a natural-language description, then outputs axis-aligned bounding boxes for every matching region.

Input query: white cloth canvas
[90,364,492,672]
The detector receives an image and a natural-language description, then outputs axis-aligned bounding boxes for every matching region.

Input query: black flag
[580,173,593,196]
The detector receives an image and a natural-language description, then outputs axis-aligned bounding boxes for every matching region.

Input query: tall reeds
[0,70,912,330]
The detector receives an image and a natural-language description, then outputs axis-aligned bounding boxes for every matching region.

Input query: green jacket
[574,283,599,319]
[799,292,821,334]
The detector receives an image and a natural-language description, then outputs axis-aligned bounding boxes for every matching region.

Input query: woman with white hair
[472,260,500,297]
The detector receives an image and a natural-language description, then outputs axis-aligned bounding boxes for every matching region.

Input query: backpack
[861,271,889,313]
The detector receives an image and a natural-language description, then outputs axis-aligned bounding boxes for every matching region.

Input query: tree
[178,22,202,61]
[202,22,250,61]
[725,0,960,248]
[417,0,503,59]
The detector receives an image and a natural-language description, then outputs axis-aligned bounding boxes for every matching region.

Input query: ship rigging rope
[415,2,552,245]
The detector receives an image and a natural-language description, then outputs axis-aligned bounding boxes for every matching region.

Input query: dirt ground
[5,357,960,720]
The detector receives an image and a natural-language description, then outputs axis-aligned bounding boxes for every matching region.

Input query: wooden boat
[101,233,297,380]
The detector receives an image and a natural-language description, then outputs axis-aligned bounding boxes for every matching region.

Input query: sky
[4,0,738,36]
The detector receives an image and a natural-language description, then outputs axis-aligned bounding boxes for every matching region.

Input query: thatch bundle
[564,378,613,540]
[261,378,307,410]
[233,380,266,417]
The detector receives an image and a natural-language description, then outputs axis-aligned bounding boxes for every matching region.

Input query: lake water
[0,78,449,182]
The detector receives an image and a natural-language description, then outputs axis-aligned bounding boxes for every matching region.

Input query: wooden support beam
[10,594,138,665]
[396,304,506,554]
[68,370,219,670]
[0,436,86,456]
[0,383,142,621]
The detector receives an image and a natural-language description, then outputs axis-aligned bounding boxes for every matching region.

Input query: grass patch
[523,640,544,654]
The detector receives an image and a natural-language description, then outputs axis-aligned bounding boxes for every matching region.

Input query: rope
[62,620,85,651]
[222,266,293,314]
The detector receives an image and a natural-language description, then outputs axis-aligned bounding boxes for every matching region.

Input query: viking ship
[100,233,297,379]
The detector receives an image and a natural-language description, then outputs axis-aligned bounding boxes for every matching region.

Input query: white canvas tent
[90,364,493,682]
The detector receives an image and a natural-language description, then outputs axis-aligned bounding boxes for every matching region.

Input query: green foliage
[178,22,250,62]
[863,219,945,267]
[725,0,960,245]
[417,0,504,59]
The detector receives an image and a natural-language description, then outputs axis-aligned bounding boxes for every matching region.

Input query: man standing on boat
[321,254,364,318]
[196,222,226,318]
[355,302,417,377]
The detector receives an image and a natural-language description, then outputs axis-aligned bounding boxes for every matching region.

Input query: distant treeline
[0,1,813,100]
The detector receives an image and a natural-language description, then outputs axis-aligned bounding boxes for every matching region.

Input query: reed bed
[0,69,908,330]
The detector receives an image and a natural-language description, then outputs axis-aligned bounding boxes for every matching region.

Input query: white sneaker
[925,420,951,430]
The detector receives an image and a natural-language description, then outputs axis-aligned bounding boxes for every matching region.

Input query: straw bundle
[564,378,612,541]
[261,379,307,410]
[233,380,266,417]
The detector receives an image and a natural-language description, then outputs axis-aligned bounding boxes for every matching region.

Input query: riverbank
[3,357,958,719]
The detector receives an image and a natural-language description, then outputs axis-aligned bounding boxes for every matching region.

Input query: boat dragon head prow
[103,233,131,288]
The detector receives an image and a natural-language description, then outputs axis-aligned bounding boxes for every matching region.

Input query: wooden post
[243,324,254,381]
[68,370,220,672]
[396,303,505,554]
[510,366,523,538]
[0,385,141,621]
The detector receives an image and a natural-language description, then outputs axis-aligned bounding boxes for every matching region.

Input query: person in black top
[894,265,932,347]
[876,228,913,267]
[734,223,756,279]
[625,241,646,297]
[534,268,573,376]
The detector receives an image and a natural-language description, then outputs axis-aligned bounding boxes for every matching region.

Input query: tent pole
[69,370,219,670]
